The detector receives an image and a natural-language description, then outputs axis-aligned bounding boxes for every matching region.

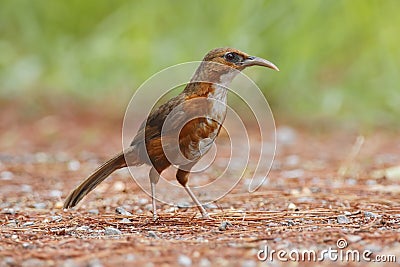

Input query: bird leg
[183,185,210,219]
[149,167,160,220]
[176,167,210,219]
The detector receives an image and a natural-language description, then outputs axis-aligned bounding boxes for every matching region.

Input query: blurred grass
[0,0,399,127]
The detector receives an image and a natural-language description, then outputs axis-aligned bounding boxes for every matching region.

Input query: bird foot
[201,212,211,220]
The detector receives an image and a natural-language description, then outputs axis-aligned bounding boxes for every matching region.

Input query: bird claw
[201,212,211,220]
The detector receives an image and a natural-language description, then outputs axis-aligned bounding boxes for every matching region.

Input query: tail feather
[63,152,127,209]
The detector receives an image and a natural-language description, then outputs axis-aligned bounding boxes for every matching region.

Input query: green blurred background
[1,0,399,128]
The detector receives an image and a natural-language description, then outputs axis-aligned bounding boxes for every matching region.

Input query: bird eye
[224,52,237,62]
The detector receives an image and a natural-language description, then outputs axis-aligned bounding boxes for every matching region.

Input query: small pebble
[51,215,62,222]
[344,211,352,216]
[49,190,63,198]
[271,160,281,170]
[113,181,125,191]
[1,171,14,180]
[164,207,176,213]
[285,155,300,167]
[22,242,33,249]
[276,126,297,145]
[364,211,378,218]
[22,221,35,227]
[35,152,49,163]
[104,227,122,235]
[281,169,304,179]
[346,178,357,186]
[55,152,70,162]
[199,258,211,267]
[135,209,143,214]
[288,203,297,210]
[2,208,15,215]
[286,219,295,226]
[204,203,218,209]
[346,235,362,243]
[61,259,80,267]
[310,186,321,193]
[3,257,15,266]
[125,254,135,261]
[302,187,312,195]
[382,166,400,181]
[120,218,131,223]
[20,184,32,192]
[177,202,191,209]
[144,204,153,211]
[68,160,80,171]
[290,189,300,196]
[364,244,382,253]
[116,206,133,216]
[89,209,99,215]
[148,231,159,239]
[7,220,18,227]
[137,198,148,205]
[218,221,232,231]
[76,226,90,232]
[54,201,64,209]
[33,202,47,209]
[337,215,350,224]
[88,258,103,267]
[241,260,256,267]
[297,196,314,203]
[177,255,192,266]
[22,258,44,267]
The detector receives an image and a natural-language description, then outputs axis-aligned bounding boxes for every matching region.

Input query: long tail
[63,151,127,209]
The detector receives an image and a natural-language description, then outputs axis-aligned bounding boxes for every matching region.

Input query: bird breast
[179,84,227,162]
[208,84,228,123]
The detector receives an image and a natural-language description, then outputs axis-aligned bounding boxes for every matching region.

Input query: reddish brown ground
[1,102,400,266]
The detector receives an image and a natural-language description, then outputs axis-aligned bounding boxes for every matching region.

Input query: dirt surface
[1,104,400,266]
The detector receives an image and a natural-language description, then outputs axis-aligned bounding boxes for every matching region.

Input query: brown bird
[63,47,279,219]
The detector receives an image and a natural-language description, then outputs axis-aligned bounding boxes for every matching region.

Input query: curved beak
[242,56,279,71]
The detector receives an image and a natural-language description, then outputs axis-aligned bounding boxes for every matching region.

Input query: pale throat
[208,70,239,102]
[205,70,240,126]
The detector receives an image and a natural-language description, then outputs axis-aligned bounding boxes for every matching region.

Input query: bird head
[203,47,279,72]
[191,47,279,87]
